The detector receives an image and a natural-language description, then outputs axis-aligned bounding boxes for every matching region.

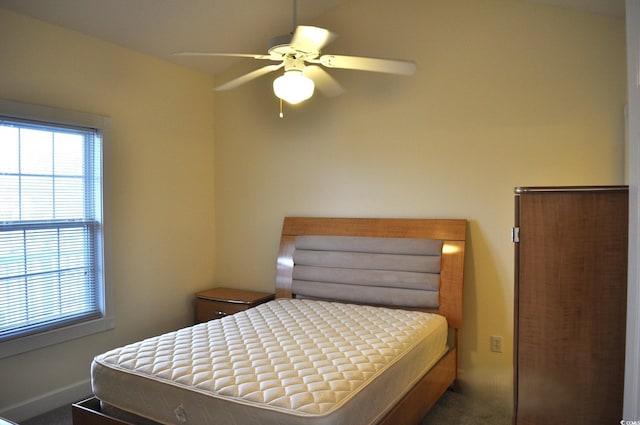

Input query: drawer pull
[215,311,227,317]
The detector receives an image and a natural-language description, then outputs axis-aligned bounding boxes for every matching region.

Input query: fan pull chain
[279,98,284,118]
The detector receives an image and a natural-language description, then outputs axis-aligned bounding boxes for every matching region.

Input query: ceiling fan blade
[291,25,337,53]
[174,52,273,60]
[216,63,284,91]
[303,65,345,97]
[319,55,417,75]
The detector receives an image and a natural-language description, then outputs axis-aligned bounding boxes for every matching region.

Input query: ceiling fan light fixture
[273,70,315,104]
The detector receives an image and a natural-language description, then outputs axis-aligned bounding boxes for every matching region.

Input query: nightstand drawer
[195,287,274,323]
[196,298,249,322]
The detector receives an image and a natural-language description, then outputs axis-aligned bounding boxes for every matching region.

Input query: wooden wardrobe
[513,186,628,425]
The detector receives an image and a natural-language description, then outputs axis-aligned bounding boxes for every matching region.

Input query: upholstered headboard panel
[275,217,467,328]
[292,235,443,307]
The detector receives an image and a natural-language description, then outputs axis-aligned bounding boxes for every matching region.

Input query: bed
[73,217,467,425]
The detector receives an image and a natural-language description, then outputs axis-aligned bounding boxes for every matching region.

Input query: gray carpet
[20,390,511,425]
[421,390,511,424]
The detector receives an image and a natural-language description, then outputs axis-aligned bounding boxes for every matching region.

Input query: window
[0,99,112,358]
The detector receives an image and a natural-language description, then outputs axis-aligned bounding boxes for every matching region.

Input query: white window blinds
[0,116,104,342]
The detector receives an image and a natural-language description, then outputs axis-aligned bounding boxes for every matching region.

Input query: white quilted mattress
[92,299,448,425]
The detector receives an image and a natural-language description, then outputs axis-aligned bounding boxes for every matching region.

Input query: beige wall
[0,9,216,417]
[213,0,626,411]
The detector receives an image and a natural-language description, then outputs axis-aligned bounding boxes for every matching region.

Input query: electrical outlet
[490,335,503,353]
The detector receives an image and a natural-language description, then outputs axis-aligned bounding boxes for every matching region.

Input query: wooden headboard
[275,217,467,329]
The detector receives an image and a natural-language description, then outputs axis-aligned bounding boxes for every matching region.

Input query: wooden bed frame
[73,217,467,425]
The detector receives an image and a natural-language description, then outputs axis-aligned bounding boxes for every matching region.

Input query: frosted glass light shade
[273,70,315,104]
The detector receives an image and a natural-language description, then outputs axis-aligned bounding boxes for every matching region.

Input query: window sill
[0,316,115,359]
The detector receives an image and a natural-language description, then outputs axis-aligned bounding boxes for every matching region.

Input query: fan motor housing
[268,34,295,56]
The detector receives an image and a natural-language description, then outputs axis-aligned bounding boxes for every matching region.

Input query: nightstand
[195,287,275,323]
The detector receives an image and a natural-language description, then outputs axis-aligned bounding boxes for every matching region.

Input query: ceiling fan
[174,0,417,107]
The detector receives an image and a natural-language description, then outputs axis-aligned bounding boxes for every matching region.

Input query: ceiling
[0,0,625,77]
[0,0,350,76]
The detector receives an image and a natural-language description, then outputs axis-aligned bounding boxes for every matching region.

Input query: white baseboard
[0,379,92,423]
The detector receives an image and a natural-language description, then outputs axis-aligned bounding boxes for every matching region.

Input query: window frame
[0,99,113,359]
